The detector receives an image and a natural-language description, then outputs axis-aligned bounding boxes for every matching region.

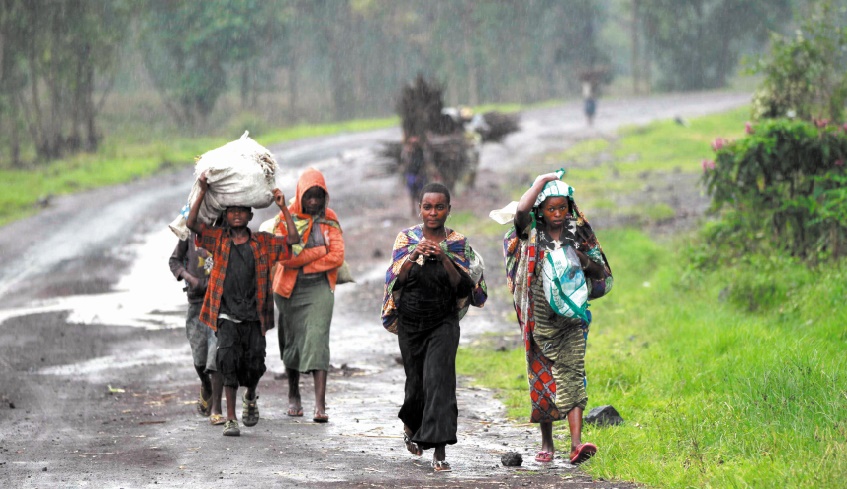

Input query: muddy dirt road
[0,92,748,488]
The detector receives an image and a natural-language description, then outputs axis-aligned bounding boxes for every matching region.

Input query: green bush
[701,119,847,259]
[749,1,847,122]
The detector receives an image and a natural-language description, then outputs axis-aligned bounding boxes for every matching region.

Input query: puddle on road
[0,223,391,381]
[39,347,191,383]
[0,227,187,329]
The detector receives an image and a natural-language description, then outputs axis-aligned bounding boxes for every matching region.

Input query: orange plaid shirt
[196,226,290,335]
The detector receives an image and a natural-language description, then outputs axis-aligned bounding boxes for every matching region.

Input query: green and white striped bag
[541,246,589,323]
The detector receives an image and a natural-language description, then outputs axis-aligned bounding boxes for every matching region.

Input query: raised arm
[514,172,560,231]
[273,189,300,245]
[186,172,209,235]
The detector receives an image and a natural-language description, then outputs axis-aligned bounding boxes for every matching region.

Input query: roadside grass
[459,226,847,488]
[0,117,398,227]
[527,106,751,227]
[456,107,847,487]
[256,117,398,144]
[0,97,536,228]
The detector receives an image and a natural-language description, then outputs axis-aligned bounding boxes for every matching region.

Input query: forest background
[1,0,810,167]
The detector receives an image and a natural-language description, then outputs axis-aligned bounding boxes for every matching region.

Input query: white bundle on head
[168,131,278,240]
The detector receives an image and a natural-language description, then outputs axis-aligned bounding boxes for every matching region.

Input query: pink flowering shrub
[701,119,847,259]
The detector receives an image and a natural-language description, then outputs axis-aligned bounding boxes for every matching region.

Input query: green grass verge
[254,116,399,144]
[0,98,539,227]
[539,106,751,209]
[458,227,847,488]
[456,106,847,487]
[0,117,401,226]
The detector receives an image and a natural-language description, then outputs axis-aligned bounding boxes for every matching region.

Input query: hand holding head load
[489,168,573,233]
[168,131,279,240]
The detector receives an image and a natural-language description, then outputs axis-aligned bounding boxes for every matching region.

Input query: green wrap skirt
[274,273,334,372]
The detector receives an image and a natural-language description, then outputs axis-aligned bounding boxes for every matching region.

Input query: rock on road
[0,92,748,488]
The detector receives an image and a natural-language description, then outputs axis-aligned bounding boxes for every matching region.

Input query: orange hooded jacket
[272,168,345,298]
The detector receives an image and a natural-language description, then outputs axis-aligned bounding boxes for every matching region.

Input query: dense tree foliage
[0,0,811,165]
[138,0,281,128]
[749,1,847,122]
[638,0,793,91]
[0,0,129,164]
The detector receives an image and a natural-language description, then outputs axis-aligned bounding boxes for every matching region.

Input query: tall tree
[640,0,792,91]
[0,0,128,163]
[0,0,28,165]
[139,0,279,129]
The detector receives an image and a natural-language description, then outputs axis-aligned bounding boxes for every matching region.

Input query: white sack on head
[169,131,278,240]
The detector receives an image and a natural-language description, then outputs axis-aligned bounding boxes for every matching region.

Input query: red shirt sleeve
[257,231,290,263]
[197,225,224,253]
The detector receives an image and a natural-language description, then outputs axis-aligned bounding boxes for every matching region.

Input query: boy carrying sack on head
[186,171,300,437]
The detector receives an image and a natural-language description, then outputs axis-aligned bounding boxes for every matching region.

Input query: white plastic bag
[488,201,519,225]
[169,132,277,240]
[541,246,589,322]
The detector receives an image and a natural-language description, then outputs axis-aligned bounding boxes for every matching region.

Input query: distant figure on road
[168,233,224,425]
[502,171,613,465]
[381,182,487,472]
[271,168,345,423]
[400,136,427,217]
[582,81,597,127]
[186,171,300,436]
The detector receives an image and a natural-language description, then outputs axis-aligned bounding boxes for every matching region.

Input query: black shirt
[398,259,472,329]
[220,242,259,322]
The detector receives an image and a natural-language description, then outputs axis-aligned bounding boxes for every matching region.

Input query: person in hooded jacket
[272,167,345,423]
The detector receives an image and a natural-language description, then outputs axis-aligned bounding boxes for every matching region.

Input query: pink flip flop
[535,451,554,463]
[569,443,597,465]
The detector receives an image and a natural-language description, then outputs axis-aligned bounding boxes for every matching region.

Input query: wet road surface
[0,92,748,487]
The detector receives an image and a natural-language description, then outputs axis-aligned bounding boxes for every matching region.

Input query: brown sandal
[197,388,211,417]
[403,432,422,456]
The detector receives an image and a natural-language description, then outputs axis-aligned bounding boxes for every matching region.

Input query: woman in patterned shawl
[381,182,487,473]
[501,171,613,465]
[272,167,344,423]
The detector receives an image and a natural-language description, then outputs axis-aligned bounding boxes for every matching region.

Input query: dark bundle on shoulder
[397,74,446,139]
[378,140,403,162]
[480,111,521,143]
[376,140,404,174]
[425,133,467,190]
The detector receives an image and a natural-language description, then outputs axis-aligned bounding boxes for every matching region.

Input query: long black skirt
[397,314,460,450]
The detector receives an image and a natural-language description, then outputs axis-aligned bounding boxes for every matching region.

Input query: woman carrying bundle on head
[272,167,344,423]
[500,170,613,465]
[381,182,487,473]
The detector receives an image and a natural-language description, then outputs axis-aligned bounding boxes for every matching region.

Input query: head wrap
[488,169,575,225]
[269,167,340,257]
[534,180,574,209]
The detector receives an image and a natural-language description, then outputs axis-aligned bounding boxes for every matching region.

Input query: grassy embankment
[454,107,847,488]
[0,91,536,228]
[0,117,397,227]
